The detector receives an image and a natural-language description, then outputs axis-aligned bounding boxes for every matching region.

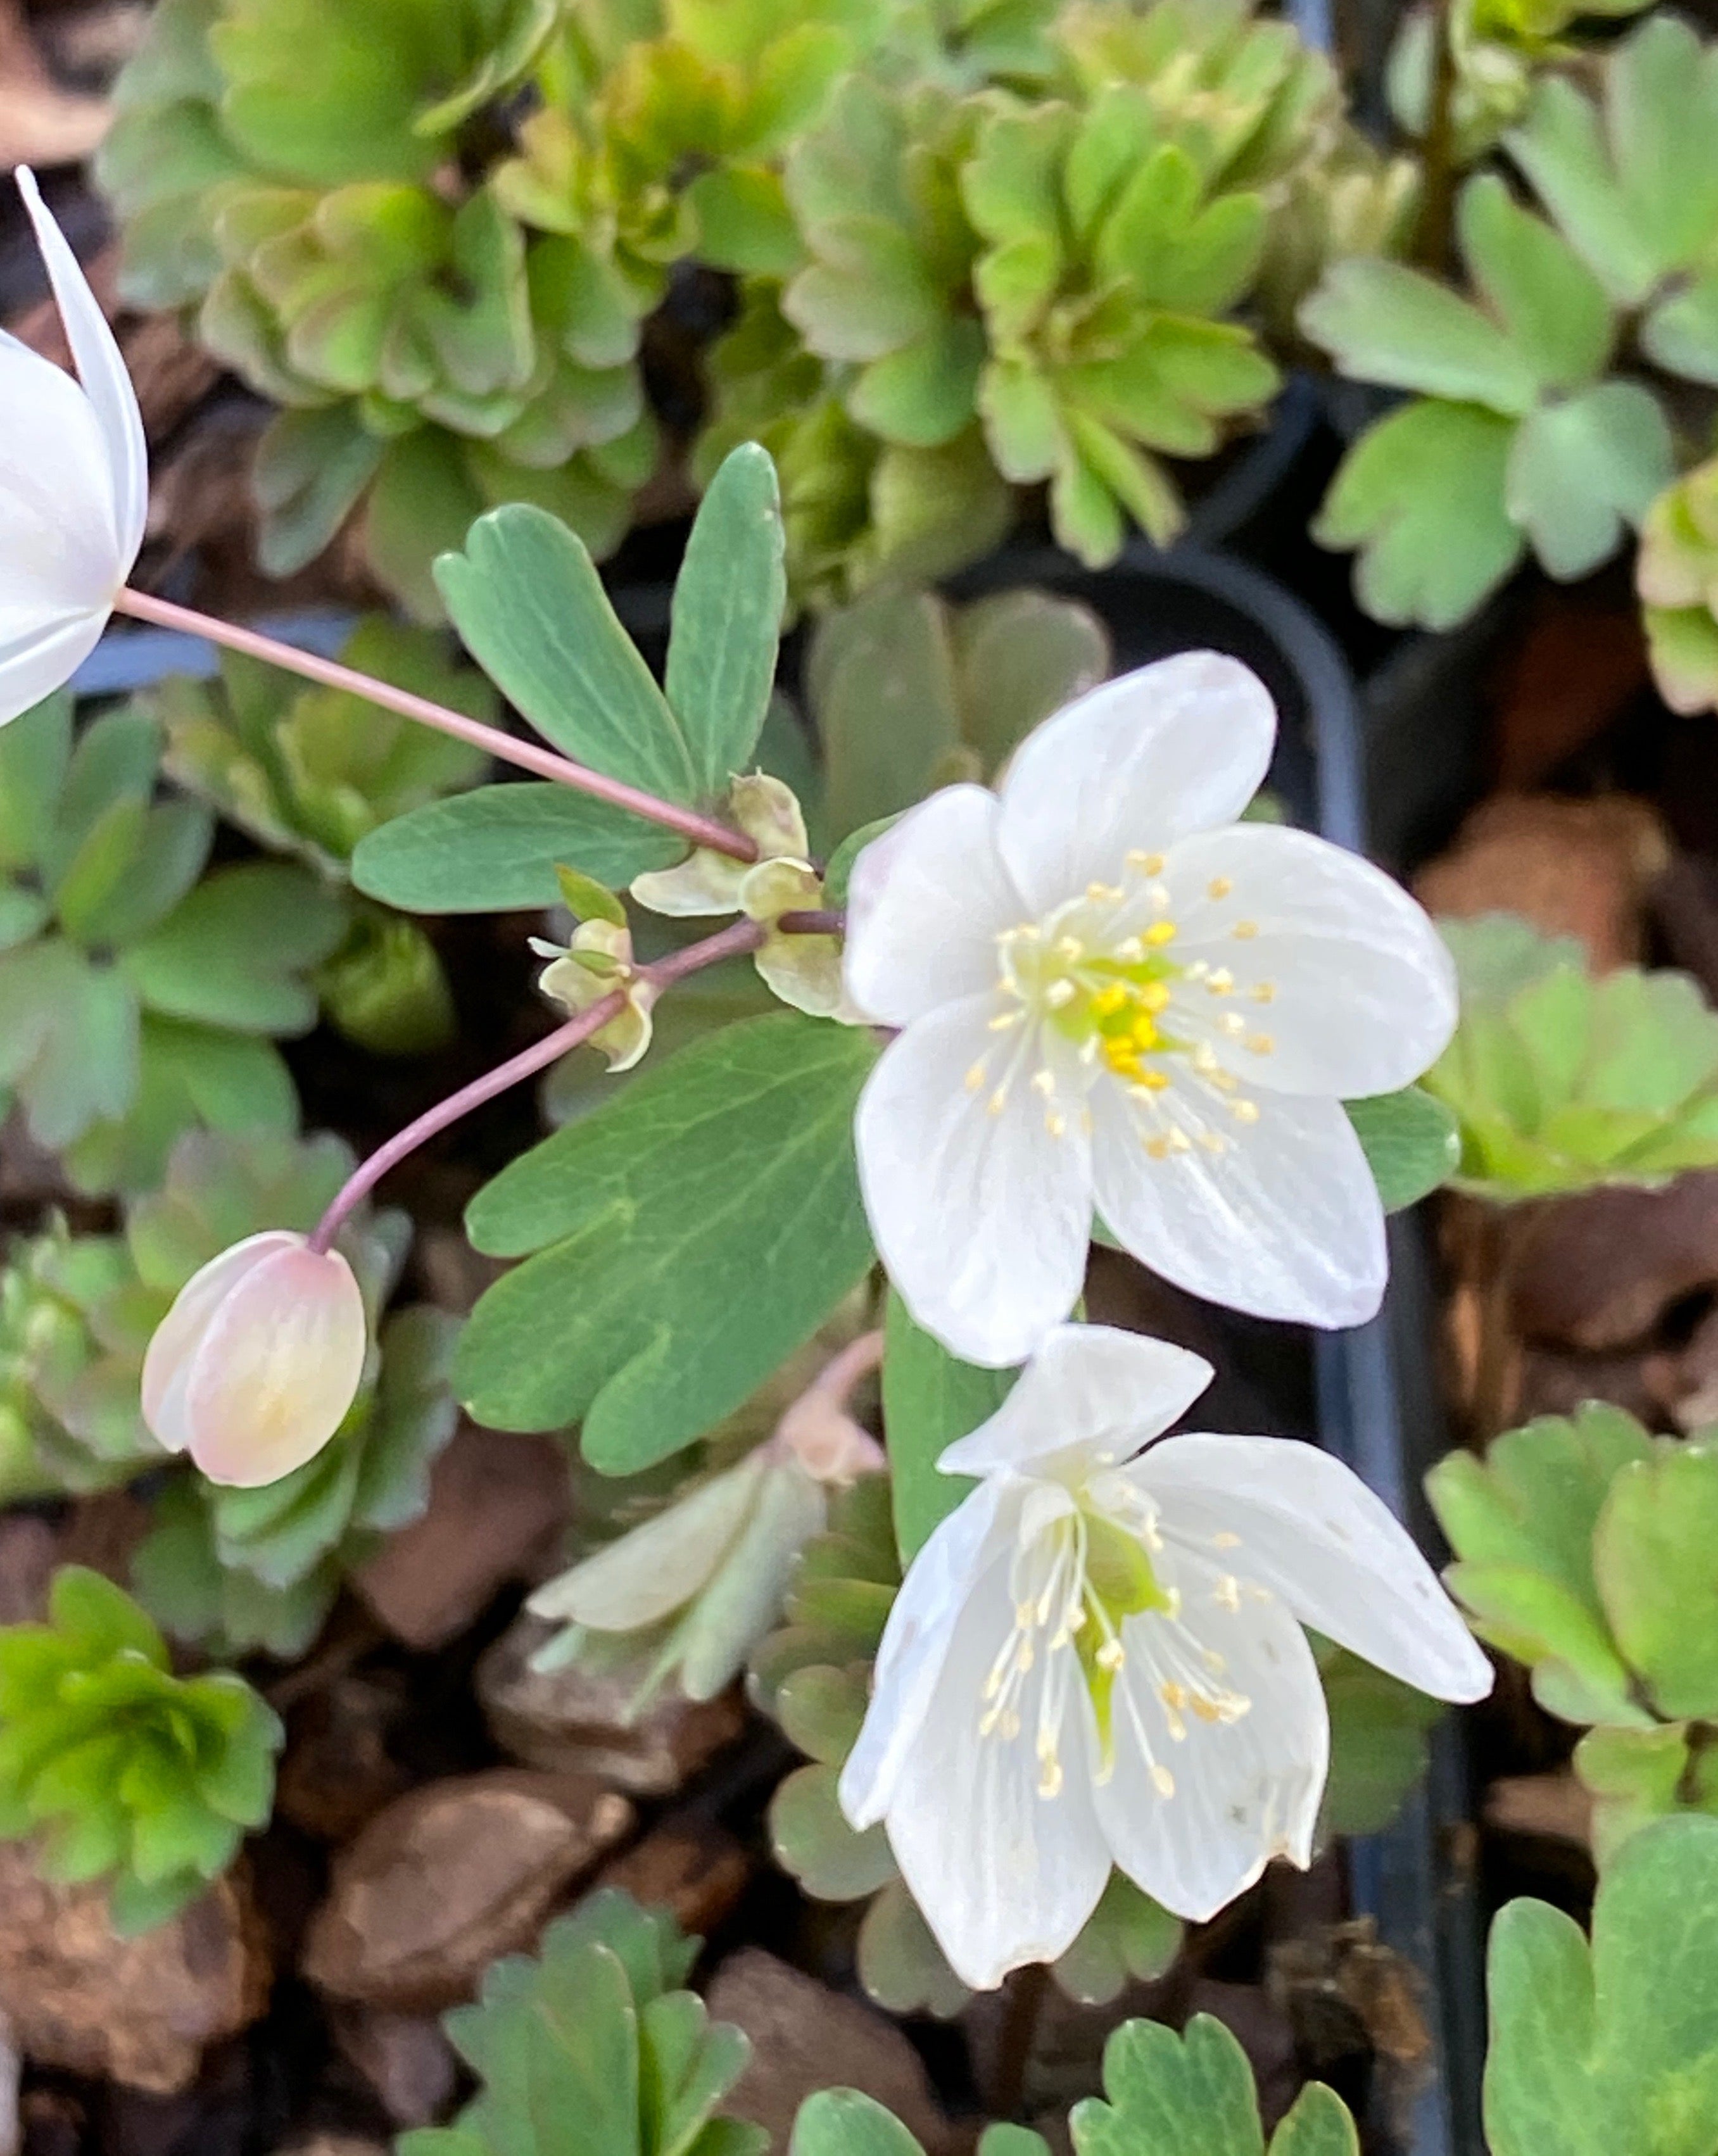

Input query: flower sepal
[534,876,658,1072]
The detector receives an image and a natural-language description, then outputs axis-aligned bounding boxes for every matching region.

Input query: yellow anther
[1044,978,1076,1009]
[987,1088,1008,1116]
[1130,1013,1160,1049]
[1167,1128,1191,1155]
[1206,969,1234,995]
[1251,981,1276,1004]
[1096,1639,1125,1671]
[1001,1710,1021,1741]
[989,1008,1023,1030]
[1091,983,1129,1017]
[1246,1033,1275,1056]
[1214,1575,1241,1611]
[1115,936,1145,962]
[965,1062,986,1092]
[1190,1694,1223,1724]
[1151,1765,1176,1798]
[1038,1757,1064,1799]
[1139,980,1171,1012]
[1230,1099,1260,1125]
[1192,1043,1220,1074]
[1031,1068,1057,1096]
[1045,1111,1068,1137]
[1131,1071,1170,1094]
[1220,1012,1246,1038]
[1161,1681,1188,1711]
[1145,1135,1172,1160]
[1197,1130,1227,1156]
[1127,850,1165,875]
[1086,881,1122,903]
[1212,1532,1241,1549]
[1210,1068,1239,1092]
[1208,876,1233,900]
[1056,936,1083,960]
[1143,920,1177,947]
[1233,920,1258,940]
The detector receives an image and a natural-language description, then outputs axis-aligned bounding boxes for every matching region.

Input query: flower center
[978,1490,1252,1803]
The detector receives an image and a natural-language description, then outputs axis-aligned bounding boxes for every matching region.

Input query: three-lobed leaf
[458,1015,878,1470]
[1343,1087,1461,1213]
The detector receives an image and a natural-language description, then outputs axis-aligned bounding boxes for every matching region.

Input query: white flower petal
[940,1323,1212,1477]
[16,168,148,566]
[842,1476,1013,1828]
[0,612,108,728]
[876,1529,1110,1988]
[141,1230,297,1454]
[1163,824,1458,1097]
[995,653,1277,916]
[1092,1556,1327,1922]
[0,333,119,613]
[842,785,1025,1026]
[856,999,1092,1366]
[527,1453,768,1632]
[1091,1083,1386,1328]
[1133,1434,1493,1703]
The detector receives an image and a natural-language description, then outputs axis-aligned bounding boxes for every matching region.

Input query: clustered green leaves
[1429,1403,1718,1863]
[1421,916,1718,1201]
[0,1567,282,1934]
[399,1888,767,2156]
[99,0,1386,610]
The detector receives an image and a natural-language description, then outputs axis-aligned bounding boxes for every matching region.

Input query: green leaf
[950,590,1109,774]
[1505,382,1673,582]
[1593,1442,1718,1721]
[436,505,697,803]
[1483,1815,1718,2155]
[791,2091,924,2156]
[0,695,72,872]
[1298,256,1541,415]
[1344,1087,1460,1211]
[1049,1874,1180,2007]
[119,863,347,1032]
[1317,1639,1443,1836]
[458,1015,878,1468]
[1314,400,1524,631]
[1457,174,1614,393]
[1426,1403,1652,1725]
[809,589,961,841]
[1071,2012,1359,2156]
[668,444,786,798]
[353,781,684,913]
[1576,1724,1718,1869]
[770,1761,897,1900]
[556,864,627,930]
[882,1290,1016,1563]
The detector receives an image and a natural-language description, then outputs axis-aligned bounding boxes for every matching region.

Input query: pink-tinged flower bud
[141,1232,367,1487]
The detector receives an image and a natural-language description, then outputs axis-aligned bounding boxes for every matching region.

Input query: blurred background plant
[94,0,1401,614]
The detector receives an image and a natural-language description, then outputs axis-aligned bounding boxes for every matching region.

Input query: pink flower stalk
[141,1232,367,1487]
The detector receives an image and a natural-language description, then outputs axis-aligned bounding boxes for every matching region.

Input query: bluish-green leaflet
[667,443,786,798]
[882,1290,1017,1563]
[352,781,683,913]
[1342,1086,1460,1211]
[458,1014,878,1470]
[435,505,698,805]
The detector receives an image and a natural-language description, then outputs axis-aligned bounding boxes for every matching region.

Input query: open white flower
[840,1325,1491,1990]
[843,652,1457,1365]
[2,168,148,725]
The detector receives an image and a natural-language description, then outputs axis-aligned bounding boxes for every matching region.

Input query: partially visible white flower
[529,1333,885,1705]
[843,652,1458,1365]
[535,916,657,1071]
[2,167,148,726]
[141,1231,367,1487]
[840,1325,1491,1990]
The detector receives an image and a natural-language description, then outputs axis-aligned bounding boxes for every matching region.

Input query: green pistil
[1075,1512,1172,1762]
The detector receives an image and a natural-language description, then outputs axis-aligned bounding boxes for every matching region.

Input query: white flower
[1,168,148,726]
[840,1325,1491,1990]
[843,653,1457,1365]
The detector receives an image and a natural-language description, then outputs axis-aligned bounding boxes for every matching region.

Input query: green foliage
[880,1289,1014,1563]
[458,1014,877,1468]
[0,1226,149,1504]
[400,1888,767,2156]
[1638,456,1718,719]
[1429,1403,1718,1857]
[1070,2015,1360,2156]
[0,695,343,1195]
[1422,916,1718,1201]
[1342,1086,1462,1212]
[1483,1816,1718,2156]
[100,0,1358,609]
[0,1568,282,1934]
[155,617,493,1052]
[805,583,1109,843]
[1306,174,1672,628]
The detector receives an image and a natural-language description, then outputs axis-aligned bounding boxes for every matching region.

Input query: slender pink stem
[115,587,756,862]
[777,908,845,937]
[306,917,769,1256]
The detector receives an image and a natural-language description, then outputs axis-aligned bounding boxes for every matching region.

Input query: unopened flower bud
[141,1231,366,1487]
